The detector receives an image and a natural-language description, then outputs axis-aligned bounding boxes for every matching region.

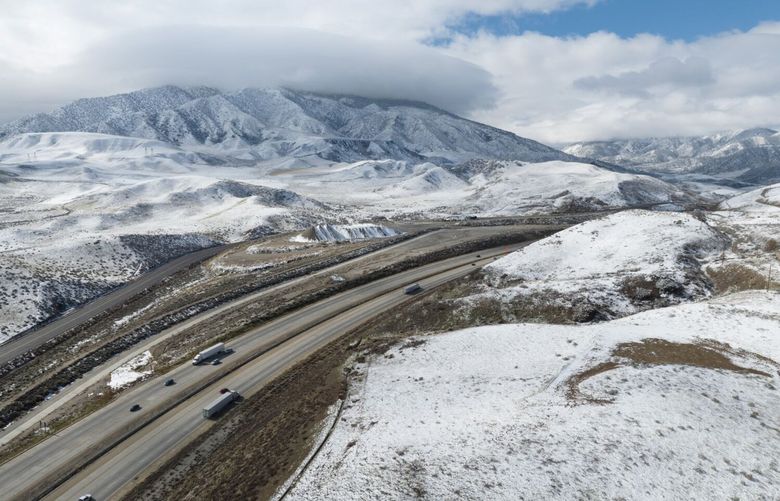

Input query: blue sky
[452,0,780,41]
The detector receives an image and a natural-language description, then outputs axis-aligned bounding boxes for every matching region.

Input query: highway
[0,245,228,366]
[0,243,529,500]
[0,226,536,445]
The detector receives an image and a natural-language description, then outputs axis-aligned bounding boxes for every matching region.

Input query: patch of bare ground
[368,276,611,336]
[566,338,776,404]
[706,263,779,293]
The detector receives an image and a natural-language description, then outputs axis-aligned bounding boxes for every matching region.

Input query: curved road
[0,243,529,500]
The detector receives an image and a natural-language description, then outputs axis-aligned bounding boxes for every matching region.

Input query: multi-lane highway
[0,243,529,500]
[0,245,228,366]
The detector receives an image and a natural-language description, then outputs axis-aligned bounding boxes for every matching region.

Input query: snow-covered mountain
[565,128,780,185]
[1,86,577,165]
[0,87,707,343]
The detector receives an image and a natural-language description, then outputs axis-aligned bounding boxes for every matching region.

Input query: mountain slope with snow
[565,128,780,185]
[1,86,577,165]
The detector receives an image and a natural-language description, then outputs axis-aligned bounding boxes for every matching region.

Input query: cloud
[444,23,780,143]
[0,1,595,122]
[0,26,497,122]
[574,57,715,96]
[1,3,779,144]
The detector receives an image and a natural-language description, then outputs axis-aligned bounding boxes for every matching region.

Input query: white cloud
[0,2,778,144]
[445,22,780,143]
[66,26,497,116]
[0,0,594,122]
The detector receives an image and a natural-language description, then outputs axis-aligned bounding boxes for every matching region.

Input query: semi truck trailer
[202,390,239,418]
[192,342,226,365]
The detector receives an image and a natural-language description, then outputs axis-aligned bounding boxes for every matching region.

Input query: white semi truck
[202,390,239,418]
[192,342,226,365]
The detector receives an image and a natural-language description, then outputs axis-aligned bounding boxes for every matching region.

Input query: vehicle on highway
[130,404,141,412]
[211,359,221,366]
[476,254,481,257]
[164,378,175,386]
[192,342,226,365]
[202,390,239,418]
[404,283,423,294]
[78,495,95,501]
[220,387,231,394]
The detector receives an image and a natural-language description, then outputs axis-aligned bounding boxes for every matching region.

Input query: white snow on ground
[289,291,780,501]
[277,160,687,217]
[720,183,780,213]
[108,350,153,390]
[471,210,727,317]
[705,184,780,291]
[462,161,681,214]
[292,224,401,242]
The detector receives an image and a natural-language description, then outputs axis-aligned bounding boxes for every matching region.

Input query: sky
[1,0,779,144]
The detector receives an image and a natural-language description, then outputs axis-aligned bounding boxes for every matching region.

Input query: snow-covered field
[461,210,727,320]
[289,290,780,500]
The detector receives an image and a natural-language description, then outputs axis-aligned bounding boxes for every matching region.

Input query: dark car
[404,283,423,295]
[220,388,231,394]
[79,495,96,501]
[130,404,141,412]
[164,378,175,386]
[211,359,221,366]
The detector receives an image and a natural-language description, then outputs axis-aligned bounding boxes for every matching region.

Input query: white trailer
[202,391,238,418]
[192,342,226,365]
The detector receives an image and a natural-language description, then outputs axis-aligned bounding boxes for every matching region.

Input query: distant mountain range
[0,85,577,166]
[565,128,780,185]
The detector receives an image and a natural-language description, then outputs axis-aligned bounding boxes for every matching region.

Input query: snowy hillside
[0,86,576,165]
[0,163,333,342]
[720,182,780,212]
[278,160,696,217]
[469,210,727,320]
[565,128,780,185]
[289,290,780,500]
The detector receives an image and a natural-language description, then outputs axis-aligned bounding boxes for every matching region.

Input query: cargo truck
[202,390,239,418]
[192,342,226,365]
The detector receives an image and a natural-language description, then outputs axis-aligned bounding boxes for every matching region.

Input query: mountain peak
[0,86,576,165]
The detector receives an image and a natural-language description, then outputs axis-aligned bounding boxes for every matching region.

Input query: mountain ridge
[0,86,578,166]
[565,128,780,184]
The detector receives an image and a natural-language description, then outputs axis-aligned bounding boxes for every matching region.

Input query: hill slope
[565,128,780,185]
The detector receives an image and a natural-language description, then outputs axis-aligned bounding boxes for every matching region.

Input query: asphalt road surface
[0,245,228,366]
[0,243,529,500]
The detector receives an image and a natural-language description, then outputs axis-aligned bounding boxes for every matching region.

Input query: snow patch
[108,351,153,390]
[294,224,400,242]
